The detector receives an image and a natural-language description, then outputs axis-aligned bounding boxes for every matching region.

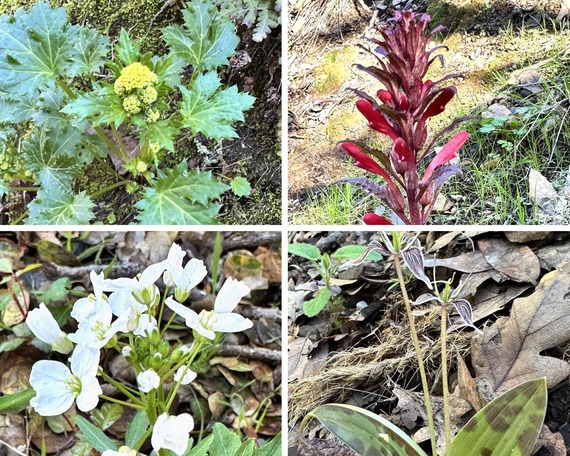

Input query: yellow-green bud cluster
[146,109,160,123]
[149,142,161,155]
[136,160,148,173]
[114,62,160,118]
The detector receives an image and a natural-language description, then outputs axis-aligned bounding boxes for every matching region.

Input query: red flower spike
[355,100,399,141]
[340,142,399,192]
[421,86,457,120]
[423,130,469,182]
[363,213,392,225]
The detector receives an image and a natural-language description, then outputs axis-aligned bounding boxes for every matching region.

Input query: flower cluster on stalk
[114,62,160,122]
[341,11,470,224]
[25,243,253,455]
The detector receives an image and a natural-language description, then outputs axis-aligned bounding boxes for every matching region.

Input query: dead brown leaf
[288,337,314,382]
[533,425,567,456]
[472,268,570,392]
[456,353,486,411]
[424,251,491,273]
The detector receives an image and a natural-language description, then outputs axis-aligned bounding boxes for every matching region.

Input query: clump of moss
[313,47,360,95]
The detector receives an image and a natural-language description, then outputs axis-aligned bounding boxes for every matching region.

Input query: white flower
[26,303,73,354]
[174,366,197,385]
[151,413,194,455]
[137,369,160,393]
[29,345,101,416]
[102,446,136,456]
[68,301,118,349]
[122,346,132,357]
[109,292,157,335]
[165,277,252,340]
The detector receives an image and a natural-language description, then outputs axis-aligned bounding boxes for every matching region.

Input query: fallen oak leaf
[471,268,570,393]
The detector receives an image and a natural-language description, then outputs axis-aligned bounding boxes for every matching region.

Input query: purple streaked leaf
[452,299,482,334]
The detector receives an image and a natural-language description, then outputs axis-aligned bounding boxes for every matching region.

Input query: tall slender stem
[394,254,437,456]
[100,395,145,410]
[111,124,130,161]
[90,180,131,199]
[441,303,451,453]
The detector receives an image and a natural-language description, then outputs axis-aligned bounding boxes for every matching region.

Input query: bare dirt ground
[288,0,569,223]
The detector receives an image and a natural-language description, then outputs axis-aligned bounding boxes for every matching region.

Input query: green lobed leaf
[0,179,10,199]
[0,387,35,414]
[27,184,95,225]
[89,402,123,431]
[135,161,229,225]
[230,176,251,197]
[179,72,255,140]
[0,2,79,95]
[0,96,35,124]
[253,433,281,456]
[152,54,184,89]
[162,0,239,73]
[303,287,331,317]
[69,27,109,77]
[448,378,547,456]
[61,84,127,129]
[75,416,117,452]
[33,82,69,131]
[308,403,427,456]
[209,423,242,456]
[115,28,140,67]
[125,410,149,448]
[288,243,321,260]
[333,245,383,261]
[140,119,178,152]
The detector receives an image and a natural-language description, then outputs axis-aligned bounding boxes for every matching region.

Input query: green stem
[90,180,131,199]
[394,254,437,456]
[100,394,145,410]
[165,340,205,410]
[133,426,153,451]
[157,286,170,332]
[111,124,130,161]
[100,370,143,405]
[160,311,177,337]
[10,186,39,192]
[11,211,27,225]
[441,304,451,453]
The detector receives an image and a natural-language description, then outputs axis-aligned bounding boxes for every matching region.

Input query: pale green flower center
[199,310,216,330]
[91,320,109,340]
[65,374,82,397]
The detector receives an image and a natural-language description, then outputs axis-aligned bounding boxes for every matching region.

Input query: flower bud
[149,353,163,370]
[148,328,162,348]
[158,340,170,357]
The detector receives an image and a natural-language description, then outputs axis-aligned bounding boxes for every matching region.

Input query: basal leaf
[23,128,87,188]
[0,387,35,414]
[333,245,383,261]
[152,54,184,89]
[61,84,126,128]
[75,416,117,452]
[0,96,35,124]
[115,28,140,67]
[308,403,427,456]
[179,71,255,140]
[235,439,255,456]
[0,2,79,95]
[288,243,321,260]
[303,288,331,317]
[125,411,149,448]
[69,27,110,77]
[209,422,242,456]
[89,402,123,431]
[33,82,69,131]
[448,378,547,456]
[162,0,239,73]
[187,434,213,456]
[230,176,251,197]
[135,161,229,225]
[140,119,178,151]
[27,184,95,225]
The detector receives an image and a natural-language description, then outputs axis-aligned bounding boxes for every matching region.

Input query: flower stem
[133,426,153,450]
[394,254,437,456]
[165,340,204,410]
[441,303,451,453]
[90,180,132,199]
[100,394,145,410]
[110,124,130,161]
[100,370,143,405]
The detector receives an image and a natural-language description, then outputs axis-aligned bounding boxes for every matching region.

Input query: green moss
[221,189,281,225]
[313,47,359,95]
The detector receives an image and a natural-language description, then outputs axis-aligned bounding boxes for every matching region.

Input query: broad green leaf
[333,245,383,261]
[308,403,427,456]
[33,82,69,131]
[0,387,35,413]
[235,439,255,456]
[115,29,140,67]
[69,27,109,77]
[230,176,251,197]
[34,277,72,304]
[303,288,331,317]
[140,119,178,152]
[253,433,281,456]
[27,185,95,225]
[162,0,239,73]
[179,72,255,140]
[75,416,117,452]
[135,161,228,225]
[125,410,149,448]
[187,435,214,456]
[448,378,547,456]
[152,54,184,89]
[209,423,242,456]
[0,179,10,199]
[0,96,35,124]
[61,84,127,128]
[288,243,321,260]
[89,402,123,431]
[23,128,87,189]
[0,3,79,95]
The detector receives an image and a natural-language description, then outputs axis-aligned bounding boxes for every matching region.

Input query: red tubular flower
[420,86,457,121]
[355,100,399,141]
[422,130,469,182]
[363,213,392,225]
[341,142,399,191]
[390,138,415,176]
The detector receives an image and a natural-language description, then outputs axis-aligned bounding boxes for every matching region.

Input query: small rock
[481,103,511,119]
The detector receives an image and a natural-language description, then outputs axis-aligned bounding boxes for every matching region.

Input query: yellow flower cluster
[122,95,142,114]
[140,86,158,104]
[149,142,161,154]
[146,109,160,123]
[114,62,158,96]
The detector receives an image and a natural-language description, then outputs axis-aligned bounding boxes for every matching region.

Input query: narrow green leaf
[125,410,149,448]
[287,243,321,260]
[333,245,383,261]
[303,288,331,317]
[230,176,251,197]
[162,0,239,72]
[253,433,281,456]
[178,72,255,140]
[308,403,427,456]
[0,387,35,413]
[74,416,117,452]
[0,336,26,352]
[209,423,242,456]
[448,378,547,456]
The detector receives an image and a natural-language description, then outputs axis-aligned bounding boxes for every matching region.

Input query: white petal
[76,375,102,412]
[29,360,74,416]
[174,366,197,385]
[26,303,65,346]
[71,345,100,379]
[211,313,253,333]
[151,413,193,455]
[137,369,160,393]
[214,278,250,313]
[175,259,207,291]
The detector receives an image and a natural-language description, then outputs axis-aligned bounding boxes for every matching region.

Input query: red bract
[341,10,470,224]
